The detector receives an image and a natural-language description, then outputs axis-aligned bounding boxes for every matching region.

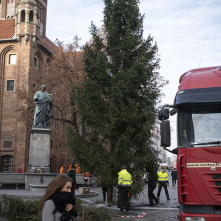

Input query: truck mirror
[170,108,177,116]
[158,109,169,121]
[160,120,171,147]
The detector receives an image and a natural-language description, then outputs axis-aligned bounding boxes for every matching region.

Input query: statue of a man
[33,85,52,128]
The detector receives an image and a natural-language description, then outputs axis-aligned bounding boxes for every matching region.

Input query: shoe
[167,198,170,200]
[120,209,123,212]
[155,200,159,205]
[149,203,154,206]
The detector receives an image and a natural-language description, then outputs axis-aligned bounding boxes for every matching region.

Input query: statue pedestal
[27,127,51,173]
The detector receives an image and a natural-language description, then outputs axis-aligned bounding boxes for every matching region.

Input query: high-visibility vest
[67,165,72,172]
[60,166,65,174]
[118,169,132,188]
[158,171,168,182]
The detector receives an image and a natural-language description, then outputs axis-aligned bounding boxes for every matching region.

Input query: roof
[179,66,221,90]
[0,19,57,55]
[39,37,58,55]
[0,19,15,40]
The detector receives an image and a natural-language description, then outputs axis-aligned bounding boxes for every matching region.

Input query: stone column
[33,10,37,37]
[16,11,21,35]
[27,128,51,173]
[25,10,29,35]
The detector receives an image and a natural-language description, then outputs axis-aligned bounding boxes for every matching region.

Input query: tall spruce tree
[67,0,164,204]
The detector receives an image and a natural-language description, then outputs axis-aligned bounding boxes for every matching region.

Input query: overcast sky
[46,0,221,155]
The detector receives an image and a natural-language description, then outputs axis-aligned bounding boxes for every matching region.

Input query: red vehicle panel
[179,66,221,90]
[164,66,221,220]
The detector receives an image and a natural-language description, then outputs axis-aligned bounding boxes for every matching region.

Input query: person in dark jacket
[102,186,108,203]
[171,168,177,186]
[67,166,76,195]
[148,170,159,205]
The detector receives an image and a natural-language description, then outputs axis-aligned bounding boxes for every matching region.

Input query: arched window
[29,10,33,22]
[34,57,38,69]
[1,155,13,172]
[21,10,25,22]
[34,51,43,72]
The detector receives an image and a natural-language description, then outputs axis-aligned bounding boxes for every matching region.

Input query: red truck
[158,66,221,221]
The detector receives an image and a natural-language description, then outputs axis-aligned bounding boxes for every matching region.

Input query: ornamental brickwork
[0,0,73,173]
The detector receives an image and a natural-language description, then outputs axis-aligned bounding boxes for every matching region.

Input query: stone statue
[33,85,52,128]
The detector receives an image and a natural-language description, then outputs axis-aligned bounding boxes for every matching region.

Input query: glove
[117,184,122,189]
[116,188,119,193]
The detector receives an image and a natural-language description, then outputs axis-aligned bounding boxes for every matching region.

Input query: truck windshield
[178,104,221,147]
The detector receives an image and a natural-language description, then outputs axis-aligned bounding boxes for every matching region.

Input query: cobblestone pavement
[83,172,180,220]
[0,218,9,221]
[0,173,179,220]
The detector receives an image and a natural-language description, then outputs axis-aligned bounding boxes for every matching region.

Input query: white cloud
[46,0,221,155]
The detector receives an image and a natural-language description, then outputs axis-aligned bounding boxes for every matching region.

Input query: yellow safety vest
[118,169,132,188]
[158,171,168,182]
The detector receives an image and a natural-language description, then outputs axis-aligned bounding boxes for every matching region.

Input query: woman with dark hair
[40,174,79,221]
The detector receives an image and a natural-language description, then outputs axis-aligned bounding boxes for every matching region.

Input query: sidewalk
[0,173,179,220]
[0,188,99,200]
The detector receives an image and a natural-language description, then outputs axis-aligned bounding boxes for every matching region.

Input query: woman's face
[61,181,72,192]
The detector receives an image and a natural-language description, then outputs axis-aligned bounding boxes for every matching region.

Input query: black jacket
[171,169,177,180]
[67,170,76,185]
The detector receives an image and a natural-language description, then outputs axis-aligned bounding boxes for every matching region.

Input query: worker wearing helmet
[117,165,132,212]
[157,167,170,200]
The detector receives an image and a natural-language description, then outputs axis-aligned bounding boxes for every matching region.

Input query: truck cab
[159,66,221,221]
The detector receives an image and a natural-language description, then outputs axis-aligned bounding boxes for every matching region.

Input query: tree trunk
[107,184,113,206]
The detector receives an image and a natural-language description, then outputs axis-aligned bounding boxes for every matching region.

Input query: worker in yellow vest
[117,165,132,212]
[157,167,170,200]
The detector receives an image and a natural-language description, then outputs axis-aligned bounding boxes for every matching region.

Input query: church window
[21,10,25,22]
[6,80,15,91]
[1,155,13,172]
[4,141,12,147]
[34,57,38,69]
[29,10,33,22]
[8,54,16,65]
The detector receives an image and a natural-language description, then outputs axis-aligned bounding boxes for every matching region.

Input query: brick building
[0,0,72,173]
